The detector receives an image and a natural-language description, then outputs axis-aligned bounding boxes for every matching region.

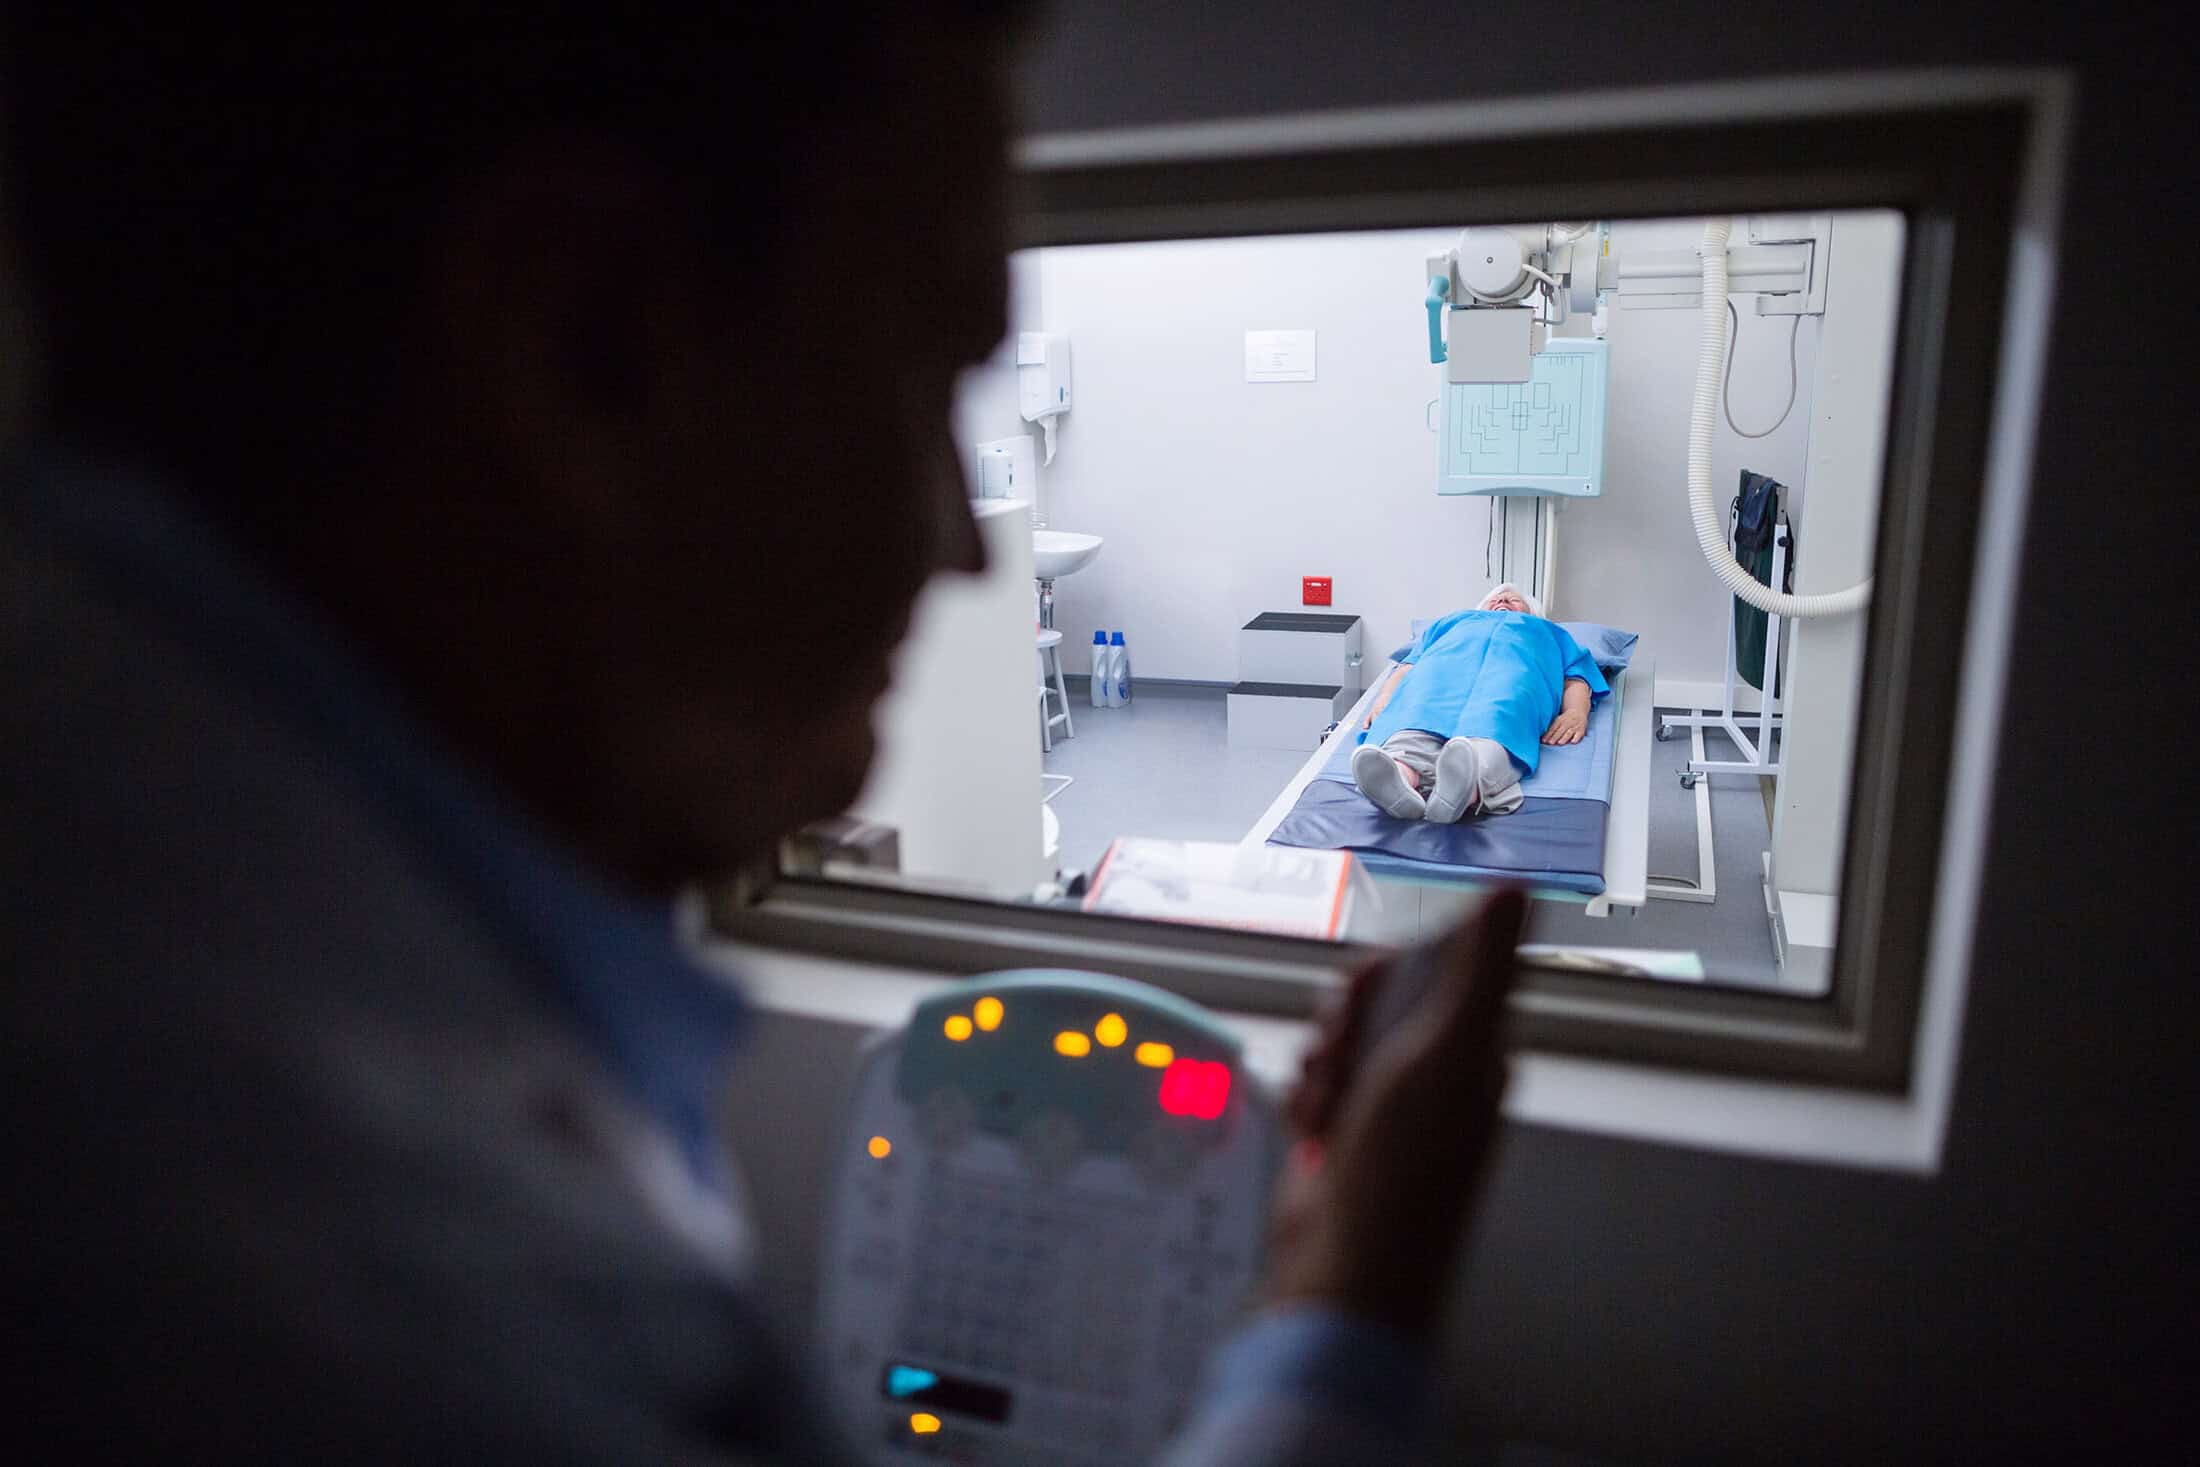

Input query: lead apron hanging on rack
[1732,470,1793,694]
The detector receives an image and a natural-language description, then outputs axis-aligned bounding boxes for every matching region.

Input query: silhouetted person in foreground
[2,9,1522,1461]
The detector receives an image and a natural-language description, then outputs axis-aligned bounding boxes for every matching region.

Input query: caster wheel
[1680,772,1700,790]
[1656,724,1674,742]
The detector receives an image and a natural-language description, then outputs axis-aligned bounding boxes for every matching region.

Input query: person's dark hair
[0,7,1017,515]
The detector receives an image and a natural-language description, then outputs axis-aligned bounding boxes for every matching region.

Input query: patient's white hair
[1478,582,1544,617]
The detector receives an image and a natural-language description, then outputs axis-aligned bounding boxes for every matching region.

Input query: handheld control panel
[818,971,1280,1465]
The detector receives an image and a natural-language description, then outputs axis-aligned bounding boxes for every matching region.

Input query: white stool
[1036,628,1075,752]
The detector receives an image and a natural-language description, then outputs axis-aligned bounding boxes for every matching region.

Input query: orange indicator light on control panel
[909,1412,942,1435]
[867,1135,892,1160]
[974,996,1004,1032]
[1053,1030,1092,1057]
[1135,1042,1174,1068]
[1094,1013,1128,1048]
[943,1014,973,1041]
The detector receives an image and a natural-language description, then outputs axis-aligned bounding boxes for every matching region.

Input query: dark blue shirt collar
[5,442,748,1185]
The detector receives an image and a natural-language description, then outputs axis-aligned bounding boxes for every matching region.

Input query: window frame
[711,70,2068,1095]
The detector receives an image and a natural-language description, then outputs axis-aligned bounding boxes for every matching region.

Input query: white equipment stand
[1648,514,1789,906]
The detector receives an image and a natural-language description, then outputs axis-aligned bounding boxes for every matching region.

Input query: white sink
[1031,530,1103,579]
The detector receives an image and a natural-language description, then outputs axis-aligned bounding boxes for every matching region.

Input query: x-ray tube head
[1452,227,1533,304]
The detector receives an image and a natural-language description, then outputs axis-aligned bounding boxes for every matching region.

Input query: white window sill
[699,941,1955,1175]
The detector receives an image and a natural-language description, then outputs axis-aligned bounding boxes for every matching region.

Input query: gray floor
[1526,718,1783,987]
[1043,684,1308,880]
[1040,684,1786,988]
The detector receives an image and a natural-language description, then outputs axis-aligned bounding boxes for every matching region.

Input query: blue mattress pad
[1266,783,1609,894]
[1268,661,1625,895]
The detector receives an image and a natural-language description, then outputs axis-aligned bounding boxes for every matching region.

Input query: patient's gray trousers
[1379,731,1526,815]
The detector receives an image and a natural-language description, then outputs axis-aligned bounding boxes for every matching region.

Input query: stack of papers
[1082,838,1368,940]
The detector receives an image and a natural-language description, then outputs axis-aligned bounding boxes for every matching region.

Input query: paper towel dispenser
[1016,332,1071,462]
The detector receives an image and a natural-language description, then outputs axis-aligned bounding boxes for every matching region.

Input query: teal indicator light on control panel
[886,1366,939,1398]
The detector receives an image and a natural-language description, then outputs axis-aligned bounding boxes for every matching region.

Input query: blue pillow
[1387,618,1639,669]
[1558,620,1639,670]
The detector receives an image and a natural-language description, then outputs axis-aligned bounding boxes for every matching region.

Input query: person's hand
[1268,890,1525,1340]
[1542,707,1587,745]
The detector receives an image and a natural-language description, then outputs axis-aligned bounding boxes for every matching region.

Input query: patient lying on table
[1352,583,1610,822]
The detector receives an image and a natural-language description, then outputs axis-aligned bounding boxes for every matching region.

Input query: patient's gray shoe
[1424,738,1486,824]
[1351,745,1426,819]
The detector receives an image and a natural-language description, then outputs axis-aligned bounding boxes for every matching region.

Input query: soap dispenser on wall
[1016,331,1071,464]
[975,435,1036,504]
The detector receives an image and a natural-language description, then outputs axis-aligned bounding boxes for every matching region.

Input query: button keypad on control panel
[901,1169,1154,1398]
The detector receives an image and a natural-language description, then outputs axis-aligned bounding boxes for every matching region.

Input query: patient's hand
[1543,707,1587,745]
[1365,664,1411,729]
[1544,677,1592,745]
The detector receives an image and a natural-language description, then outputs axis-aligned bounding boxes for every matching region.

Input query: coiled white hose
[1691,218,1872,618]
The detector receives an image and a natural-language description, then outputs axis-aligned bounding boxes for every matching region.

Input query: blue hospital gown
[1363,610,1608,777]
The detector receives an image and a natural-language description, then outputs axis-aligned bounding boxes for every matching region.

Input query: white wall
[1035,230,1474,679]
[988,222,1827,692]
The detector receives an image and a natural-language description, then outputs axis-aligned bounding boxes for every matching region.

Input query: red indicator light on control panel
[1158,1058,1231,1120]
